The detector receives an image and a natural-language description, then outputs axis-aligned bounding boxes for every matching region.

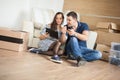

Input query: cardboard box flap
[111,22,120,31]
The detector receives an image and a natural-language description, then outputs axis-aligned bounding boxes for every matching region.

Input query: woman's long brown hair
[51,12,64,30]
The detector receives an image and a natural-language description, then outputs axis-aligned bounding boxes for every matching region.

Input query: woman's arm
[59,27,67,44]
[39,24,51,40]
[39,32,49,40]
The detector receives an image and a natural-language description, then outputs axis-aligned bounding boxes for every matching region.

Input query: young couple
[30,11,102,67]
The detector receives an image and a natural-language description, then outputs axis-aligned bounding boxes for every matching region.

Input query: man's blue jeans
[65,37,102,61]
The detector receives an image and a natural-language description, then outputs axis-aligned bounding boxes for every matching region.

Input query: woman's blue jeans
[65,37,102,61]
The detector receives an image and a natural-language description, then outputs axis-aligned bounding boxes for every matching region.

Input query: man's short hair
[67,11,77,20]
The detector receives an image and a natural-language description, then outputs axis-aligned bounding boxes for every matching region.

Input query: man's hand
[67,29,76,36]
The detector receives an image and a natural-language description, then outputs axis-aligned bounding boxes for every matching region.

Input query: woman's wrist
[61,32,66,34]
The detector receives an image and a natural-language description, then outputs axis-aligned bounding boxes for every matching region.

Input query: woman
[29,12,65,63]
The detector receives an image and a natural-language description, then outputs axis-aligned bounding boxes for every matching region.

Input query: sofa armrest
[22,21,34,47]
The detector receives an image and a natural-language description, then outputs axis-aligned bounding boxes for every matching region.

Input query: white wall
[0,0,64,29]
[0,0,30,29]
[30,0,64,12]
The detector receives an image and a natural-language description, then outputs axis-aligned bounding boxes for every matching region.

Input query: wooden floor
[0,49,120,80]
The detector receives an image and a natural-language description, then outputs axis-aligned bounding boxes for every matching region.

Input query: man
[61,11,102,67]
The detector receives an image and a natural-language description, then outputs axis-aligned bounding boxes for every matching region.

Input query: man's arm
[67,29,89,41]
[74,30,89,41]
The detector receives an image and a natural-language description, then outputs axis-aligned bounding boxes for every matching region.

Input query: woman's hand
[61,26,67,34]
[39,32,49,40]
[59,26,67,43]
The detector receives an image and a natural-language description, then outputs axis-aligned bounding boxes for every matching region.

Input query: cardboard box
[95,29,113,33]
[96,22,120,33]
[111,22,120,31]
[0,28,29,51]
[110,23,120,33]
[96,44,110,61]
[96,31,120,46]
[96,22,113,33]
[96,22,111,29]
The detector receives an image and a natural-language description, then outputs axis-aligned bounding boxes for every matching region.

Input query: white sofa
[22,8,97,49]
[22,8,55,48]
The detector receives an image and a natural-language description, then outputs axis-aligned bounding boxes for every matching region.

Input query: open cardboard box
[96,22,120,33]
[96,22,113,33]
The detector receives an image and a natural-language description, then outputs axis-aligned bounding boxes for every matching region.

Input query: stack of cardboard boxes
[95,22,120,61]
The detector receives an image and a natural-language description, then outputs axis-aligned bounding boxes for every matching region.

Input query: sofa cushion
[87,31,97,49]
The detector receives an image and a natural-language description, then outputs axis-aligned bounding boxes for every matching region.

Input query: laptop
[46,28,59,39]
